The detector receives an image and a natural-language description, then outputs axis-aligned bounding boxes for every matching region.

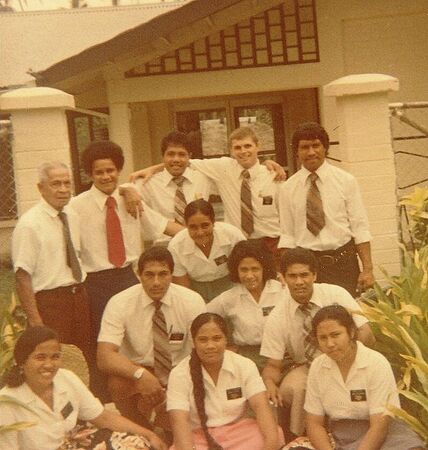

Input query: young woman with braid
[167,313,284,450]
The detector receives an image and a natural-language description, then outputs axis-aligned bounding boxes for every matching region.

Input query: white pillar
[324,74,401,281]
[0,87,75,215]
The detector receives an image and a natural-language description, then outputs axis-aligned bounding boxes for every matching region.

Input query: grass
[0,267,15,310]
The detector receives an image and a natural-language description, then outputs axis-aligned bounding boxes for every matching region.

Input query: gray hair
[38,161,70,183]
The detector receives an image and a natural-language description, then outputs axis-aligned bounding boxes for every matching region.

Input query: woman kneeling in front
[167,312,284,450]
[304,305,425,450]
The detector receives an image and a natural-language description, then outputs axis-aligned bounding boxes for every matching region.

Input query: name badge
[350,389,367,402]
[262,195,273,205]
[170,332,184,342]
[214,255,228,266]
[61,401,74,419]
[226,387,242,400]
[262,306,275,316]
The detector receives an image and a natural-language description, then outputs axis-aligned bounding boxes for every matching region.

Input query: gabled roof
[0,1,189,88]
[37,0,249,88]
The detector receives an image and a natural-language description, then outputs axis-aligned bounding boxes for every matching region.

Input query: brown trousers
[35,284,92,361]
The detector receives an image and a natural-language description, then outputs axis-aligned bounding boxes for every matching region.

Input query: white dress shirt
[12,198,84,292]
[190,158,281,238]
[278,161,372,250]
[208,279,285,346]
[136,167,214,244]
[0,369,103,450]
[69,185,167,272]
[304,342,400,420]
[168,222,245,282]
[260,283,368,364]
[98,283,206,366]
[167,350,266,428]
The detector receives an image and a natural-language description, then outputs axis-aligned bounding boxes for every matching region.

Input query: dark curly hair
[291,122,330,154]
[280,247,318,275]
[81,140,124,175]
[161,130,192,156]
[227,239,276,284]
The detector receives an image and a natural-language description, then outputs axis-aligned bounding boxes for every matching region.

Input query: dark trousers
[36,284,92,361]
[312,240,360,297]
[85,265,139,402]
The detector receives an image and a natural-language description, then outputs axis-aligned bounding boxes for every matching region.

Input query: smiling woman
[0,326,167,450]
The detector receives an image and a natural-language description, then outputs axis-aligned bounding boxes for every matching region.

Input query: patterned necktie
[105,196,126,268]
[299,302,319,363]
[240,169,254,237]
[306,172,325,236]
[152,302,172,386]
[58,211,82,283]
[173,176,187,225]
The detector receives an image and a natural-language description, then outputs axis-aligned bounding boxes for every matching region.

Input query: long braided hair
[189,313,228,450]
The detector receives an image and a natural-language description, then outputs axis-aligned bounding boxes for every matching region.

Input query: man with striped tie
[261,248,374,441]
[97,246,206,429]
[278,122,375,297]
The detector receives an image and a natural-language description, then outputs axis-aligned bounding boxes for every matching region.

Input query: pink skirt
[169,417,284,450]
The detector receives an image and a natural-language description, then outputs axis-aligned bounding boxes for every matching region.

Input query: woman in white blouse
[168,199,245,302]
[208,239,284,369]
[167,312,284,450]
[0,326,167,450]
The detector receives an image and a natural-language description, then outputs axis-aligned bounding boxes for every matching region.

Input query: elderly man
[12,161,91,358]
[278,122,375,297]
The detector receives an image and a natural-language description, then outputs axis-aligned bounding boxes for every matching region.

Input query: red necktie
[105,196,126,268]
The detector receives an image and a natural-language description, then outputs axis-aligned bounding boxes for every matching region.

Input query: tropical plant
[360,245,428,444]
[400,187,428,250]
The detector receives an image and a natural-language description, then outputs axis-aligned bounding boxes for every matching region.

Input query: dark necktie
[152,302,172,386]
[306,172,325,236]
[58,211,82,283]
[105,196,126,268]
[173,176,187,225]
[299,302,319,363]
[240,169,254,237]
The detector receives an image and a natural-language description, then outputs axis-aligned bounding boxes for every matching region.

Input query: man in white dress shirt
[133,131,213,245]
[278,122,375,297]
[261,248,375,441]
[97,246,206,428]
[12,161,91,359]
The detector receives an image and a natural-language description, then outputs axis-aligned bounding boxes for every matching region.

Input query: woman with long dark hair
[168,199,245,302]
[167,313,284,450]
[303,305,425,450]
[0,326,167,450]
[208,239,283,369]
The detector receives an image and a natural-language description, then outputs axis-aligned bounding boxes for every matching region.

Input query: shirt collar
[320,340,367,369]
[287,284,323,315]
[140,284,172,308]
[182,223,229,255]
[39,197,63,218]
[90,184,120,210]
[232,159,261,179]
[163,167,192,186]
[300,160,330,183]
[201,350,235,382]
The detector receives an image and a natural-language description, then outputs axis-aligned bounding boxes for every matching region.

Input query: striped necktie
[306,172,325,236]
[152,302,172,386]
[58,211,82,282]
[105,196,126,268]
[240,169,254,237]
[299,302,319,363]
[173,176,187,225]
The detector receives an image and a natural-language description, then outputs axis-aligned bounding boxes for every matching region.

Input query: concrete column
[0,87,75,215]
[324,74,401,281]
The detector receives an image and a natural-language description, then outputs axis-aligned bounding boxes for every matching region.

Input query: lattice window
[0,119,17,221]
[126,0,319,78]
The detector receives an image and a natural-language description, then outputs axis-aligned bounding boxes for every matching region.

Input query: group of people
[2,121,425,449]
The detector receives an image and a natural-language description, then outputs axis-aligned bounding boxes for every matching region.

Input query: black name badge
[170,332,184,342]
[61,401,74,419]
[214,255,228,266]
[262,195,273,205]
[350,389,367,402]
[262,306,275,316]
[226,387,243,400]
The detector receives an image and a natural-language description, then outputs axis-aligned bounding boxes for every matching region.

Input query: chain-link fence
[390,102,428,247]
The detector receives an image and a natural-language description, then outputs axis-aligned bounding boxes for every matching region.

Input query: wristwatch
[133,367,145,380]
